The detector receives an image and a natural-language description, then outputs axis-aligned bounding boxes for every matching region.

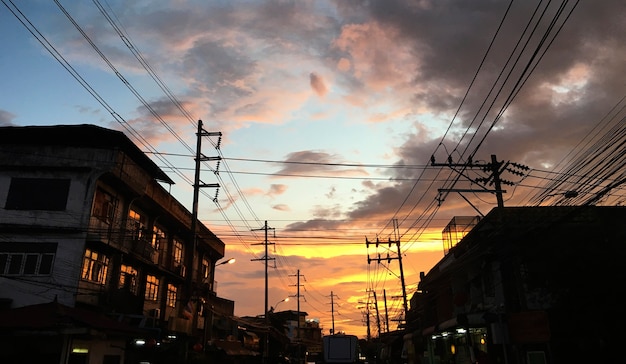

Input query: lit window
[128,209,146,241]
[167,284,177,307]
[145,274,159,301]
[173,239,183,266]
[119,264,138,294]
[81,249,109,284]
[201,257,211,280]
[152,226,165,250]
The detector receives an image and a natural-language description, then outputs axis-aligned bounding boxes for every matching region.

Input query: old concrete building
[0,124,230,364]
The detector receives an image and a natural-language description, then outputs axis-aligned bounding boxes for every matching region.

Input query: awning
[0,301,142,336]
[214,339,260,356]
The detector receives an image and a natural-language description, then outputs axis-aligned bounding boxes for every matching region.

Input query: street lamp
[274,297,289,311]
[216,257,235,266]
[204,257,236,349]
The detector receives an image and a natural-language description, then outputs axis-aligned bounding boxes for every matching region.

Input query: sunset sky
[1,0,625,338]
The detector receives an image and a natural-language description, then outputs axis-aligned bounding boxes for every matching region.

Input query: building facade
[405,206,626,364]
[0,124,230,364]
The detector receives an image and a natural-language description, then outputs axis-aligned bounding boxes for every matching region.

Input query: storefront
[424,326,488,364]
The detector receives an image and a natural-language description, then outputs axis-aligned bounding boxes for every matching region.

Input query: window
[81,249,109,284]
[0,243,56,276]
[5,178,71,211]
[173,239,183,266]
[119,264,138,294]
[128,209,146,241]
[201,257,211,280]
[92,188,116,223]
[167,284,178,307]
[145,274,159,301]
[152,226,165,250]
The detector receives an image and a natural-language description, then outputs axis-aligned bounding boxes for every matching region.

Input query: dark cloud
[310,72,328,97]
[274,151,368,177]
[275,151,341,175]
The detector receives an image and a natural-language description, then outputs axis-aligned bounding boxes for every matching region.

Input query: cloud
[310,72,328,97]
[274,151,368,177]
[272,204,290,212]
[0,110,16,126]
[267,184,288,197]
[5,0,625,339]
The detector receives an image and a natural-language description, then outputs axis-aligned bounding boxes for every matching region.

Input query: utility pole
[252,221,274,364]
[366,227,409,328]
[329,291,337,334]
[290,270,304,364]
[383,289,390,333]
[431,153,529,210]
[372,290,381,336]
[190,119,220,349]
[358,297,372,340]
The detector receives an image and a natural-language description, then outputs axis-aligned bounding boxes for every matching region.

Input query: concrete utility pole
[252,221,274,364]
[358,297,372,340]
[383,289,390,333]
[189,119,220,344]
[290,270,304,334]
[431,153,529,211]
[290,270,304,364]
[372,290,381,336]
[329,291,337,334]
[366,234,409,327]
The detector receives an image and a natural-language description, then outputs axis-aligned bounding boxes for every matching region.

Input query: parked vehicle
[322,334,359,363]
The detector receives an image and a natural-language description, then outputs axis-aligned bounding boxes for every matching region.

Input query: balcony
[132,238,157,263]
[174,264,187,277]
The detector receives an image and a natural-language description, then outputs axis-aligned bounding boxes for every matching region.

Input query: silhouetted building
[405,206,626,364]
[271,310,323,363]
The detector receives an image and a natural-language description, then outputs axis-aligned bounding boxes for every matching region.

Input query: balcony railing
[132,238,158,263]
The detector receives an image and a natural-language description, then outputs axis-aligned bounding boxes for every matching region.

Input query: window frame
[0,243,57,276]
[166,283,178,307]
[172,239,184,266]
[81,249,109,285]
[145,274,160,301]
[92,188,116,224]
[119,264,138,294]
